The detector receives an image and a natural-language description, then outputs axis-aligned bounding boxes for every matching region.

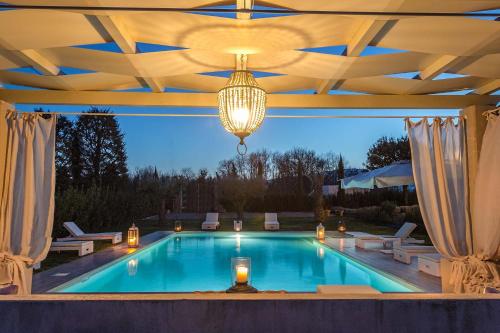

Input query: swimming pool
[53,232,418,293]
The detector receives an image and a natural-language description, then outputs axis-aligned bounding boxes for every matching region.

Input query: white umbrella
[341,160,413,189]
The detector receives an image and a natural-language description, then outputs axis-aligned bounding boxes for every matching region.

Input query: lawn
[37,214,429,272]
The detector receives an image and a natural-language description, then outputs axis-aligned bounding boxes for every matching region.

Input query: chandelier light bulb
[218,70,267,155]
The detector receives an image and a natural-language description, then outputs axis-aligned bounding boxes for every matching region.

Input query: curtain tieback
[0,253,30,294]
[450,256,500,294]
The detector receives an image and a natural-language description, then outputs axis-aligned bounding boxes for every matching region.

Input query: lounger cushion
[63,221,85,236]
[317,285,381,295]
[264,213,278,222]
[51,240,93,247]
[418,253,441,263]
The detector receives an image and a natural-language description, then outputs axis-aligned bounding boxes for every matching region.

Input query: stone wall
[1,296,499,333]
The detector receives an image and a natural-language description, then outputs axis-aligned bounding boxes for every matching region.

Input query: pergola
[1,0,498,190]
[0,0,498,110]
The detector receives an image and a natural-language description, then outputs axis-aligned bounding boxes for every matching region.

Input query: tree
[312,173,325,222]
[323,151,341,171]
[365,136,410,170]
[54,115,76,189]
[217,175,265,220]
[74,107,128,186]
[337,154,345,203]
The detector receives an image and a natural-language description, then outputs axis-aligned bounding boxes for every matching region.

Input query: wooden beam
[419,34,500,81]
[15,49,60,76]
[141,77,164,93]
[316,19,391,94]
[419,55,461,80]
[1,90,498,109]
[236,0,252,20]
[473,79,500,95]
[95,15,136,54]
[94,15,165,92]
[316,79,342,95]
[0,37,60,75]
[460,105,490,213]
[347,19,388,57]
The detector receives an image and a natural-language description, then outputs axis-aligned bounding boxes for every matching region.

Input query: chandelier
[218,57,266,155]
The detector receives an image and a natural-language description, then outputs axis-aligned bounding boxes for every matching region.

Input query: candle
[236,265,248,284]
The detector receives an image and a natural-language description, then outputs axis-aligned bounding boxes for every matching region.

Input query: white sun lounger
[50,240,94,256]
[393,245,437,264]
[264,213,280,230]
[57,221,122,244]
[418,253,442,277]
[202,213,220,230]
[354,222,424,249]
[317,285,381,295]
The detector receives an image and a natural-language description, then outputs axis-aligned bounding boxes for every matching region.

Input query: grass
[38,214,428,272]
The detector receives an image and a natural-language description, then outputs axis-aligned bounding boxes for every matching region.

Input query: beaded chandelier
[218,68,266,155]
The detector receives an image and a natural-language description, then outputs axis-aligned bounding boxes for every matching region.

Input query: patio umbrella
[341,161,413,189]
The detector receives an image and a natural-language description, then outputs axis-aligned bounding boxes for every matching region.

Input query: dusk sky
[16,103,457,173]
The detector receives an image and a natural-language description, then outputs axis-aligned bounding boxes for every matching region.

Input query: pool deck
[33,230,441,293]
[33,231,172,293]
[323,232,442,292]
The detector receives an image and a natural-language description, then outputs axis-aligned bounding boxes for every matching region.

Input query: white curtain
[463,113,500,293]
[0,104,56,295]
[407,116,500,293]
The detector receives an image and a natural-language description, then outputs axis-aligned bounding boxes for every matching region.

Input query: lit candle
[236,265,248,284]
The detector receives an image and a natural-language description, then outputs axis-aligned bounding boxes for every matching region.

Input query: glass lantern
[174,220,182,232]
[337,209,346,233]
[226,257,257,293]
[316,223,325,240]
[234,220,242,232]
[337,221,347,233]
[128,223,139,248]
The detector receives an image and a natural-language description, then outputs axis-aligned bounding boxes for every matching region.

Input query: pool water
[54,232,417,293]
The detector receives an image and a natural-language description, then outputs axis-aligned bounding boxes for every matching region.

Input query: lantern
[226,257,257,293]
[174,220,182,232]
[337,221,347,233]
[128,223,139,248]
[316,223,325,241]
[234,220,242,232]
[337,209,346,233]
[218,66,266,155]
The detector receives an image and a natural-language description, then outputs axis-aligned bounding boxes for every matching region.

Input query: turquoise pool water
[54,232,417,293]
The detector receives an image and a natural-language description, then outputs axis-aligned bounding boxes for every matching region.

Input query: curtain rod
[17,111,461,119]
[0,4,497,17]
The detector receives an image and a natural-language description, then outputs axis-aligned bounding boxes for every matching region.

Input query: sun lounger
[57,221,122,244]
[418,253,442,277]
[353,222,424,249]
[202,213,220,230]
[393,245,437,264]
[50,240,94,256]
[317,285,381,295]
[264,213,280,230]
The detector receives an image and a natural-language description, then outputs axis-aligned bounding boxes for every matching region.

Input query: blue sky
[15,103,457,173]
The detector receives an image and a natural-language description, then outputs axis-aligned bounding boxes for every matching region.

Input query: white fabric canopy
[341,161,413,189]
[0,104,56,295]
[473,113,500,261]
[407,116,499,293]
